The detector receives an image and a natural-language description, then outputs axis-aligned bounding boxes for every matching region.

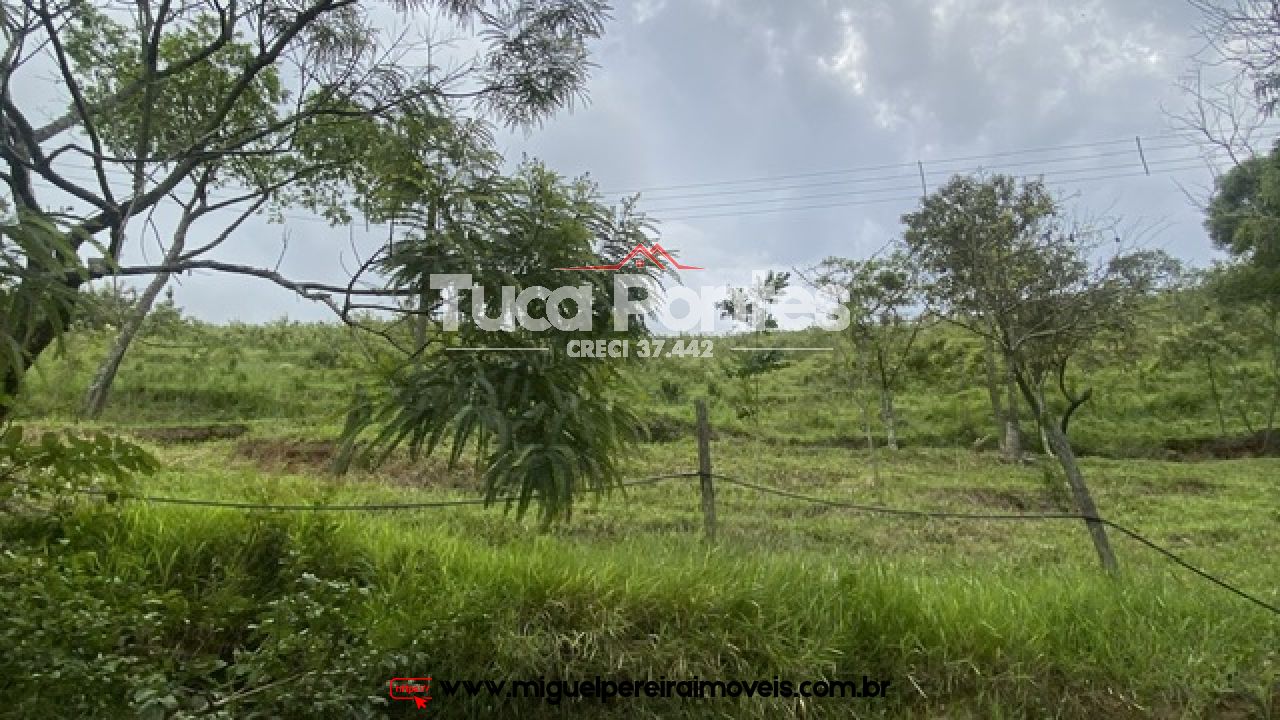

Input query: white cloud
[819,9,868,94]
[631,0,668,25]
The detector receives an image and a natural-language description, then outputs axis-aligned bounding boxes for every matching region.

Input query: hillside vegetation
[3,301,1277,719]
[6,1,1280,718]
[20,292,1280,459]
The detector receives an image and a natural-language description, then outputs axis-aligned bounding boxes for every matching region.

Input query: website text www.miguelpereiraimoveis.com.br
[389,675,891,708]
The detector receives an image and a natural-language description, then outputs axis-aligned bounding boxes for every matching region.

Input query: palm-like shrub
[340,161,666,524]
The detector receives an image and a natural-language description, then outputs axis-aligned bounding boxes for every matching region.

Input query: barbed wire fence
[79,400,1279,617]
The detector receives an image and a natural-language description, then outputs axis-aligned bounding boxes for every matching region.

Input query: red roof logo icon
[557,242,702,271]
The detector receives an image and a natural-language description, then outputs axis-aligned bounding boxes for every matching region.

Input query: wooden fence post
[695,399,716,543]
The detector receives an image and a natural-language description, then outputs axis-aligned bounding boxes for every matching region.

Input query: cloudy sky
[27,0,1270,323]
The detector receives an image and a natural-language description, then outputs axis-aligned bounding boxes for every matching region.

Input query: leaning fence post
[695,399,716,543]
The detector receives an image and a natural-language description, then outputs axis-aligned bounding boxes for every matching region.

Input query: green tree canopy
[1205,140,1280,305]
[340,162,663,524]
[901,173,1173,572]
[0,0,614,419]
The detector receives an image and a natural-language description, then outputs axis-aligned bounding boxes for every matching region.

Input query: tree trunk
[82,272,174,419]
[1264,389,1279,453]
[1237,401,1258,435]
[411,205,436,359]
[879,384,899,450]
[413,293,429,352]
[1205,355,1227,438]
[1039,405,1119,573]
[82,228,188,420]
[1264,303,1280,453]
[983,334,1005,451]
[1002,354,1023,462]
[855,345,881,482]
[1016,376,1118,574]
[0,310,60,417]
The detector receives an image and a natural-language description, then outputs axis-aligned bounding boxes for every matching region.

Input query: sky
[14,0,1271,324]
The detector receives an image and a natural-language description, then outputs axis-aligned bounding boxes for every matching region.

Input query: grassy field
[3,318,1278,718]
[14,318,1264,457]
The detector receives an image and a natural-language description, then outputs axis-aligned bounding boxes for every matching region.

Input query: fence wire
[712,474,1280,616]
[80,473,700,511]
[77,470,1279,616]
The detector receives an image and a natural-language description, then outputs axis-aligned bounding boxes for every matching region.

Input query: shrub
[0,425,157,514]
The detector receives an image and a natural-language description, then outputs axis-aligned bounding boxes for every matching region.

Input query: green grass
[18,317,1265,458]
[5,431,1274,718]
[4,317,1280,717]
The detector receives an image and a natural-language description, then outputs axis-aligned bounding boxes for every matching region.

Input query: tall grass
[7,314,1280,718]
[3,501,1275,719]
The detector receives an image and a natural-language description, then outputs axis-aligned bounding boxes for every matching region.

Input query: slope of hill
[4,309,1277,717]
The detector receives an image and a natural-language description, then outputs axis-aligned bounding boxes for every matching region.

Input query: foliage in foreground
[0,423,157,512]
[0,503,1275,719]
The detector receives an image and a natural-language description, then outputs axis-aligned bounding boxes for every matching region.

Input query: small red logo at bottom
[390,677,432,712]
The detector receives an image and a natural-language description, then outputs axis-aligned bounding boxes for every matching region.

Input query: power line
[21,128,1254,229]
[648,179,922,215]
[652,155,1199,215]
[660,191,922,222]
[647,152,1206,216]
[604,135,1148,195]
[638,138,1204,204]
[35,152,1206,228]
[602,127,1279,197]
[658,159,1210,221]
[27,131,1225,214]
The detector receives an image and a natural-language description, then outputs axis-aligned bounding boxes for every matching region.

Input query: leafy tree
[1158,283,1246,438]
[338,162,661,525]
[0,217,84,411]
[1204,141,1280,448]
[811,251,926,450]
[0,0,612,420]
[721,349,789,422]
[903,174,1171,572]
[905,175,1057,461]
[717,270,791,421]
[1205,143,1280,278]
[72,282,138,331]
[717,270,791,331]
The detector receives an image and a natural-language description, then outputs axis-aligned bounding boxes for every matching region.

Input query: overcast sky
[36,0,1269,323]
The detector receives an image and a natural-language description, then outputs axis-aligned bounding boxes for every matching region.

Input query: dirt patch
[232,438,478,490]
[129,423,249,443]
[1164,431,1280,460]
[375,456,479,490]
[234,438,336,471]
[929,487,1064,513]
